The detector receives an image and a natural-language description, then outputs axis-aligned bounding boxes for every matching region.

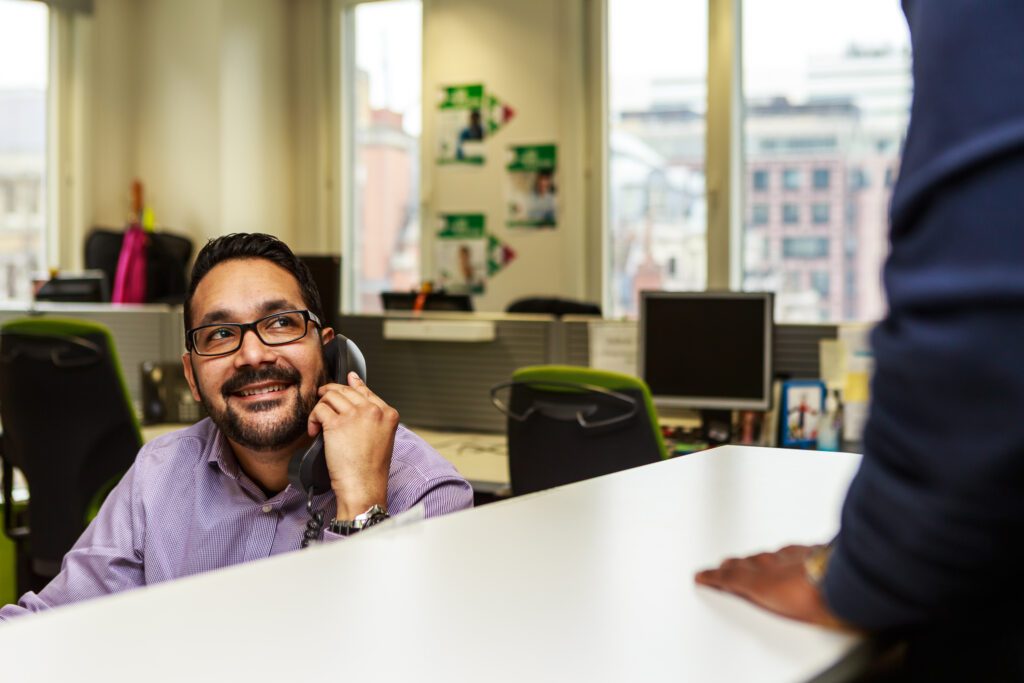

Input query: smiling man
[1,233,473,620]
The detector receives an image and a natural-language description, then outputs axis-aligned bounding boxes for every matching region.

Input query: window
[810,270,830,298]
[782,203,799,224]
[752,169,769,191]
[343,0,422,313]
[608,0,707,318]
[741,0,910,322]
[812,168,830,190]
[0,0,48,301]
[782,169,801,190]
[811,202,830,224]
[751,203,769,225]
[783,237,829,259]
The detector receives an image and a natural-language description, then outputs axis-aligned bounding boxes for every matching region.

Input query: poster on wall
[506,144,558,228]
[436,85,516,166]
[435,214,488,293]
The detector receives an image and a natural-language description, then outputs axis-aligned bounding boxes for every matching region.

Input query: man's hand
[308,372,399,519]
[694,544,853,631]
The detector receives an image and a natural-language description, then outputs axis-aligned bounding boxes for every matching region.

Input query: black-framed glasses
[187,309,322,356]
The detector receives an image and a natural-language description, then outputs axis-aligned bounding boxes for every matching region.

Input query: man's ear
[320,327,335,345]
[181,352,203,403]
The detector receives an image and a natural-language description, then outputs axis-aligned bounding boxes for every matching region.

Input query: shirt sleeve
[0,460,146,621]
[822,0,1024,631]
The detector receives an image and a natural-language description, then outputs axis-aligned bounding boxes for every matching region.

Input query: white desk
[0,446,866,682]
[141,423,511,492]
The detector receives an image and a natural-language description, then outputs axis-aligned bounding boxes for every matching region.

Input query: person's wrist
[803,543,833,588]
[329,503,390,536]
[330,463,388,517]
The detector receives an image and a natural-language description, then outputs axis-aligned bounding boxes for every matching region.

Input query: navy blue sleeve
[822,0,1024,630]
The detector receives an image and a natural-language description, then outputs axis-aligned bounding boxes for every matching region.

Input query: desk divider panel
[338,313,556,433]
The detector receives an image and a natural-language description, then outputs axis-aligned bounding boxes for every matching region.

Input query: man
[696,1,1024,678]
[1,233,473,619]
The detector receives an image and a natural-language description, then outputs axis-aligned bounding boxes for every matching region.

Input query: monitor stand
[700,409,733,445]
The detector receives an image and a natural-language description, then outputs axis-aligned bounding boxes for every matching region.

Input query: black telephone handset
[288,334,367,495]
[289,334,367,548]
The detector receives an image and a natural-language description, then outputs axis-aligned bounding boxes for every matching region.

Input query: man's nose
[233,328,276,366]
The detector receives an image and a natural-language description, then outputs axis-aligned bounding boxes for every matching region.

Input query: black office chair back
[84,227,193,303]
[500,382,661,495]
[0,326,141,583]
[506,297,602,317]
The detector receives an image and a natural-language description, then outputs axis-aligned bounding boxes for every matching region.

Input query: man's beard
[196,364,324,452]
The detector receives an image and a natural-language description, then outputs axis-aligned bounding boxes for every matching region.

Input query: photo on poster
[435,214,488,294]
[506,144,558,228]
[437,84,487,165]
[780,380,826,448]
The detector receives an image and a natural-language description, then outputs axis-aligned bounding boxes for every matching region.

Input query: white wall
[421,0,593,311]
[82,0,298,253]
[74,0,598,311]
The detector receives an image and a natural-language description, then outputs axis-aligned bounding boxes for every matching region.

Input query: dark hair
[184,233,324,338]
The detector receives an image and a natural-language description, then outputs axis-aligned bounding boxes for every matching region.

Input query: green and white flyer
[506,144,558,228]
[435,214,488,293]
[436,84,516,166]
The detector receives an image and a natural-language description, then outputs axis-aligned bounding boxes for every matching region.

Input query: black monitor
[35,271,109,303]
[639,291,774,413]
[298,254,341,327]
[381,291,474,312]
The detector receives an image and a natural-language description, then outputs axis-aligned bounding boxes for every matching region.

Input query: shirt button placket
[242,503,280,562]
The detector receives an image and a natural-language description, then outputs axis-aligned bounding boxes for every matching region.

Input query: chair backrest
[493,365,667,496]
[0,318,141,580]
[84,227,194,303]
[505,297,602,317]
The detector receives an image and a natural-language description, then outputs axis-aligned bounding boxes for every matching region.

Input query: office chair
[505,297,602,317]
[491,365,667,496]
[84,227,194,303]
[0,318,142,595]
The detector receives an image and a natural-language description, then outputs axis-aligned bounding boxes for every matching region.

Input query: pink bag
[111,225,147,303]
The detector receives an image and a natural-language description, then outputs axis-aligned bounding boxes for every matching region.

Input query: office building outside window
[812,168,830,190]
[607,0,707,319]
[812,202,830,224]
[742,0,911,322]
[752,169,769,192]
[344,0,421,313]
[0,0,48,301]
[782,203,799,225]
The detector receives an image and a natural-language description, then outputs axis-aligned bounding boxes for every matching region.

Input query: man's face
[182,258,333,453]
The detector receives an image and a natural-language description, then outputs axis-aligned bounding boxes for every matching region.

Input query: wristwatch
[804,542,834,587]
[329,504,390,537]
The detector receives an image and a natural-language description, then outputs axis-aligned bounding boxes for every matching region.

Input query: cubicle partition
[339,313,556,433]
[560,317,838,380]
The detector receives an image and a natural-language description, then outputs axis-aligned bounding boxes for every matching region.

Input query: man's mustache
[221,366,302,397]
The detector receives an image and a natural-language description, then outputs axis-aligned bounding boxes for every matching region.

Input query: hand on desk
[695,544,854,631]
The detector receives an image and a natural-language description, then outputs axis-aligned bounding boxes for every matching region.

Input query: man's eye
[204,327,236,342]
[268,314,297,328]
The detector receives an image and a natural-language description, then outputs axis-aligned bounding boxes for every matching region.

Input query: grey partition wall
[772,323,838,379]
[0,303,184,414]
[560,317,839,381]
[338,313,555,433]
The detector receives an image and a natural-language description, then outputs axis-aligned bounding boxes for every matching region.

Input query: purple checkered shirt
[0,418,473,620]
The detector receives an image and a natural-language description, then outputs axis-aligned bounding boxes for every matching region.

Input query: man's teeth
[238,384,288,397]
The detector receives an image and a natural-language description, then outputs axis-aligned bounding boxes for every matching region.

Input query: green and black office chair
[0,318,141,596]
[491,365,668,496]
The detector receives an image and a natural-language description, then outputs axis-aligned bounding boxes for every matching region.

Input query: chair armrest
[1,436,30,541]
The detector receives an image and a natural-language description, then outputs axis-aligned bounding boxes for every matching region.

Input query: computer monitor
[298,254,341,327]
[381,291,474,312]
[639,290,774,414]
[34,271,110,303]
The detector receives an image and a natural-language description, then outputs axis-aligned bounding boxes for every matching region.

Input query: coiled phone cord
[301,487,325,549]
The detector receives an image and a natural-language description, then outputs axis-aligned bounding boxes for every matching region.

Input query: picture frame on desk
[780,379,826,449]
